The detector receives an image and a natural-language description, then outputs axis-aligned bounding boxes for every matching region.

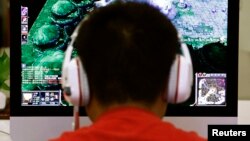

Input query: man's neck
[85,97,167,122]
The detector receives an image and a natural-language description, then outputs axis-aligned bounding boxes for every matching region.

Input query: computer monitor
[10,0,239,140]
[11,0,239,116]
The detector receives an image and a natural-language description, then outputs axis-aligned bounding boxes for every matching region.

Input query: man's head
[74,1,180,118]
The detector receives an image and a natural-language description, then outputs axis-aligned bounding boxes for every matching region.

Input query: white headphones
[62,20,194,106]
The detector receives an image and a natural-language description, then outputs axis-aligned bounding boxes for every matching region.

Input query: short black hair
[75,1,179,106]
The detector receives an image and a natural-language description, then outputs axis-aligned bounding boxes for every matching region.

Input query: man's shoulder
[49,121,206,141]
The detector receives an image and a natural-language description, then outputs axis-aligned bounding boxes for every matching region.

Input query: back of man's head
[75,1,180,107]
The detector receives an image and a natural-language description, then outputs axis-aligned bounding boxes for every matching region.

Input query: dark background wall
[0,0,10,47]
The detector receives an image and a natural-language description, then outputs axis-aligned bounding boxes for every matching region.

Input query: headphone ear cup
[167,55,178,103]
[167,44,193,104]
[63,58,90,106]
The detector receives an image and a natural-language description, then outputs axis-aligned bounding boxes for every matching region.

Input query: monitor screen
[11,0,239,116]
[20,0,94,107]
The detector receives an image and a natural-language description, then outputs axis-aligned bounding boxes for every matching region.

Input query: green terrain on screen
[21,0,95,105]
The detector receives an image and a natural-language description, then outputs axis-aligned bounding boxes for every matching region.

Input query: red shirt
[50,107,207,141]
